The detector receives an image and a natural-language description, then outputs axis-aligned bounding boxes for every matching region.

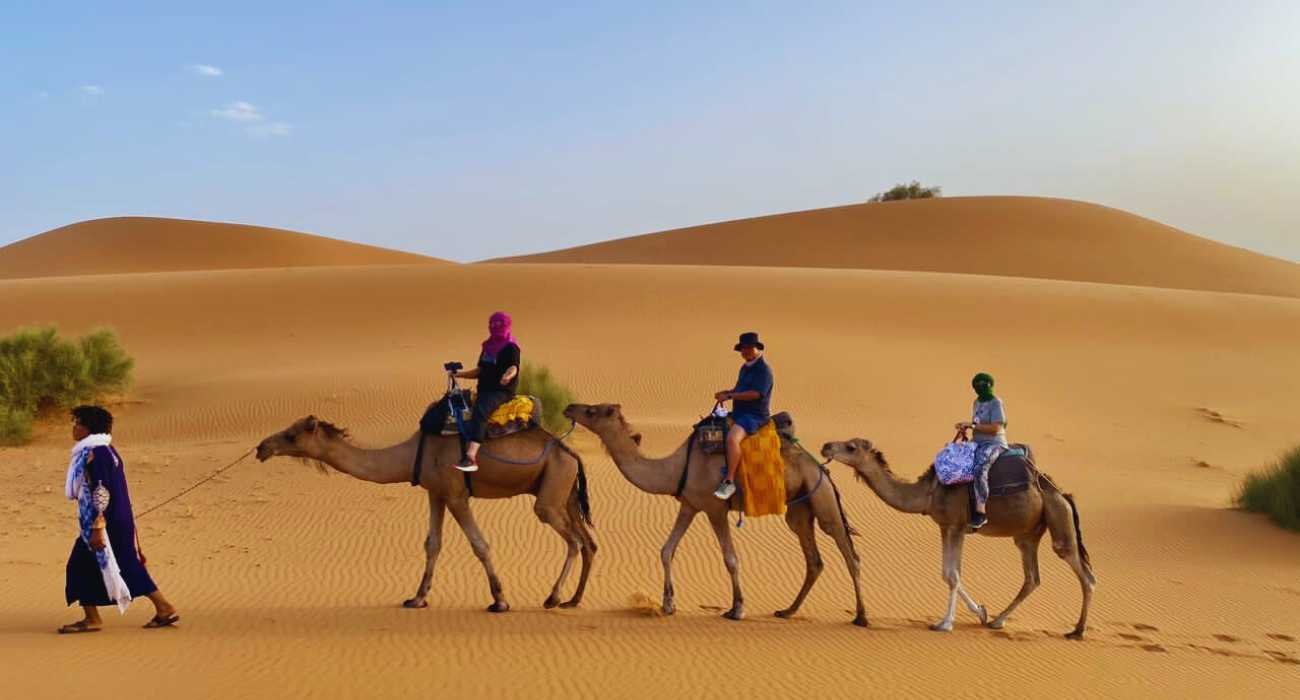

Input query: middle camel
[565,403,868,626]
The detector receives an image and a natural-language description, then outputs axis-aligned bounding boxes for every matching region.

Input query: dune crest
[0,217,444,280]
[492,196,1300,298]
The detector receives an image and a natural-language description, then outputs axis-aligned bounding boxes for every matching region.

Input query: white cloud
[81,85,104,96]
[247,122,292,138]
[190,64,223,77]
[211,101,264,122]
[36,91,49,100]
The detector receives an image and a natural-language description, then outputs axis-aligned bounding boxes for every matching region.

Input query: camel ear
[603,405,617,418]
[631,433,642,446]
[304,415,318,433]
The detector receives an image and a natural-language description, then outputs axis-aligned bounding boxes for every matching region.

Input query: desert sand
[0,217,443,280]
[2,203,1299,698]
[494,197,1300,298]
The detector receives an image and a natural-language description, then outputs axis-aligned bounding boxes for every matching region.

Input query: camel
[564,403,868,626]
[821,438,1095,638]
[255,415,596,613]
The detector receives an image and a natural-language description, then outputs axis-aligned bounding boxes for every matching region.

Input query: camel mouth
[255,442,274,462]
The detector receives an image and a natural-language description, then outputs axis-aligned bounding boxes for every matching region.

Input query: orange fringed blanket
[738,420,787,517]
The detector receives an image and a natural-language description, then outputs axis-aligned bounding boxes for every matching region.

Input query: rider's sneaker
[713,479,736,500]
[969,512,988,530]
[455,456,479,473]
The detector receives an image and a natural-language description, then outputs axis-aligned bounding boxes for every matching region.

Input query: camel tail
[557,441,594,527]
[1063,492,1093,576]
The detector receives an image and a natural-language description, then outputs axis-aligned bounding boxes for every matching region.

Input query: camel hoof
[929,622,953,632]
[558,599,581,609]
[977,605,989,625]
[722,609,743,621]
[486,602,510,614]
[543,595,561,610]
[852,615,870,628]
[402,598,428,609]
[987,618,1006,630]
[774,609,795,619]
[1065,628,1085,640]
[662,602,676,616]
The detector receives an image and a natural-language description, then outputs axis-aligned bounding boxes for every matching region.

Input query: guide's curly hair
[71,405,113,434]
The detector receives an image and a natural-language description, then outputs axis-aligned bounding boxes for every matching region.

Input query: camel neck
[598,429,683,496]
[316,434,416,485]
[858,459,932,515]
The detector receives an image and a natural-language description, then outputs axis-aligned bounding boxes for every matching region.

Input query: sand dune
[0,217,444,280]
[493,197,1300,298]
[2,259,1298,698]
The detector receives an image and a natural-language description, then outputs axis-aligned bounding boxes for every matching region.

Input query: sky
[2,1,1298,262]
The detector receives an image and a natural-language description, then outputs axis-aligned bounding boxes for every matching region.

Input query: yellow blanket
[488,396,536,426]
[738,420,787,517]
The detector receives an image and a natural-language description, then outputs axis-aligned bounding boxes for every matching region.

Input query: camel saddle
[439,395,542,439]
[946,444,1036,499]
[694,411,796,455]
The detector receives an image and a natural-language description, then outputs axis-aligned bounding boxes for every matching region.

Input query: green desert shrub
[1236,445,1300,532]
[868,180,942,202]
[0,326,134,444]
[0,405,33,445]
[518,361,577,434]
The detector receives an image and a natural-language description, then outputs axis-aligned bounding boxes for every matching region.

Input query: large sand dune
[493,197,1300,298]
[0,217,444,280]
[2,256,1298,697]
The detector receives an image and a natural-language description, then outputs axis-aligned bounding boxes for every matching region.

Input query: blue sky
[3,1,1297,262]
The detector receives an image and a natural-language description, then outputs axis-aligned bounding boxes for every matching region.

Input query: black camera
[443,361,463,372]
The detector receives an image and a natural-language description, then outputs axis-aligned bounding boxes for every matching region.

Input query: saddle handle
[953,427,970,443]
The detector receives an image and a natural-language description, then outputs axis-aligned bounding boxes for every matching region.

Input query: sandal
[143,613,180,629]
[57,620,101,634]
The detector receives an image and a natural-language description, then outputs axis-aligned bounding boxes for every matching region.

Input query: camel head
[821,438,889,480]
[256,415,349,463]
[563,403,642,446]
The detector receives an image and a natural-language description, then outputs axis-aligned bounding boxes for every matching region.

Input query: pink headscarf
[481,311,517,359]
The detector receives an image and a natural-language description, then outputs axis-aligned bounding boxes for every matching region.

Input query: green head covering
[971,372,995,402]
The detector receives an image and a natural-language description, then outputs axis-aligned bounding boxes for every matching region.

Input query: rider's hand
[89,529,107,551]
[955,422,970,431]
[714,390,732,402]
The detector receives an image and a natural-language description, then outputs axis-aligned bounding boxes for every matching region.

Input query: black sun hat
[733,331,765,351]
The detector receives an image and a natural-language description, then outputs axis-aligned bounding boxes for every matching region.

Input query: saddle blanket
[440,395,540,438]
[738,420,786,517]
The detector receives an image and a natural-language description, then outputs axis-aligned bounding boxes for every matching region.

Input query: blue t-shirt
[732,356,774,421]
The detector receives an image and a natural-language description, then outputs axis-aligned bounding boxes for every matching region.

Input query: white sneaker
[455,458,479,473]
[714,479,736,500]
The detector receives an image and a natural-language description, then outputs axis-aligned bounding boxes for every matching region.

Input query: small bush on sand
[0,405,33,445]
[869,180,942,202]
[0,326,134,444]
[518,362,577,434]
[1236,445,1300,532]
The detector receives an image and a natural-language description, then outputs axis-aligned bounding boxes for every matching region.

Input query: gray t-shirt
[972,398,1008,447]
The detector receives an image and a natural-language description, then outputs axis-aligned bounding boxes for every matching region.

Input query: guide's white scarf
[65,433,132,613]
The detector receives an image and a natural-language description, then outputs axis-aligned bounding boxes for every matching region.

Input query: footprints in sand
[1091,622,1299,665]
[977,620,1297,666]
[1195,407,1242,428]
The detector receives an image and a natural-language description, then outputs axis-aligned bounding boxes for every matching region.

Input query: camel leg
[536,501,582,610]
[1043,489,1095,639]
[559,498,596,608]
[660,503,698,615]
[706,509,744,621]
[775,503,822,620]
[988,532,1042,629]
[932,527,983,630]
[446,499,509,613]
[403,492,446,609]
[815,491,869,627]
